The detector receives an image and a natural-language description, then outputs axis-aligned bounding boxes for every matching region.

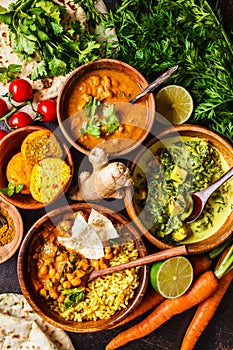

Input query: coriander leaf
[31,60,47,81]
[62,288,85,309]
[102,104,120,133]
[0,182,24,197]
[80,117,101,138]
[15,184,24,194]
[0,64,22,82]
[85,97,100,117]
[48,58,67,77]
[36,1,63,24]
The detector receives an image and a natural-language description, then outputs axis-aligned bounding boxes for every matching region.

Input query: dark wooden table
[0,1,232,349]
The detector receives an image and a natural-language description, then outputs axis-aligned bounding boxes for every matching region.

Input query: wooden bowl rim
[17,202,149,332]
[0,126,74,210]
[0,198,24,264]
[124,124,233,254]
[57,58,156,156]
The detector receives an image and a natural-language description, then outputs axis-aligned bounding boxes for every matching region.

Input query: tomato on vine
[0,98,8,118]
[9,79,33,102]
[8,111,33,128]
[37,99,57,122]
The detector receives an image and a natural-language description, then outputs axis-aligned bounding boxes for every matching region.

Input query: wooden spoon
[88,244,188,282]
[184,167,233,224]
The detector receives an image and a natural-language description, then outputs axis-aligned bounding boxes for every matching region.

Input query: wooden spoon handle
[88,244,188,282]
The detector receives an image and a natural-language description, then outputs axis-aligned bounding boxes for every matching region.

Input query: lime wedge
[155,85,193,124]
[150,256,193,298]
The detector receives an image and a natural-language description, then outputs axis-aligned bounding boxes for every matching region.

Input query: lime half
[155,85,193,125]
[150,256,193,298]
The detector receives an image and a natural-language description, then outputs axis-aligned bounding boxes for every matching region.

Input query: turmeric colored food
[30,210,141,322]
[5,130,71,203]
[6,152,34,194]
[67,69,149,153]
[21,129,63,164]
[30,158,71,203]
[0,208,15,246]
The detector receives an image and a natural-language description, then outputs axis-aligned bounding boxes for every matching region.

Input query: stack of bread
[6,129,71,203]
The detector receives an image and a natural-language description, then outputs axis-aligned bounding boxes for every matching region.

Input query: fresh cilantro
[62,288,85,309]
[80,117,101,138]
[102,104,120,134]
[0,0,102,80]
[0,183,24,197]
[0,64,22,82]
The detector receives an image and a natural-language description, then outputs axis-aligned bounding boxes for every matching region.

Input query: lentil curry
[30,210,140,321]
[66,69,149,153]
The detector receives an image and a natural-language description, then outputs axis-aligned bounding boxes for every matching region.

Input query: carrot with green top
[180,268,233,350]
[105,271,219,350]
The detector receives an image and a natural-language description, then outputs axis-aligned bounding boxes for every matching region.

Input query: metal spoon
[184,167,233,224]
[129,65,179,104]
[87,244,187,282]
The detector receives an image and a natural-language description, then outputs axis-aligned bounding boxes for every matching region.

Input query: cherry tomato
[0,98,8,118]
[8,111,33,128]
[0,129,8,140]
[9,79,33,102]
[37,99,57,122]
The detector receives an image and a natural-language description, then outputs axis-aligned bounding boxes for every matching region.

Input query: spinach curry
[133,137,232,245]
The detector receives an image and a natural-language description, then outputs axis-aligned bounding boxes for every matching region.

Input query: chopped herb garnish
[62,288,85,309]
[0,182,24,196]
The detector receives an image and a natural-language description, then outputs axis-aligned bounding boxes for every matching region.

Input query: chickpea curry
[66,69,150,153]
[30,210,140,319]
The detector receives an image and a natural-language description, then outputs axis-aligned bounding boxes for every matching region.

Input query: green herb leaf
[102,104,120,134]
[0,64,22,82]
[62,288,85,309]
[80,117,101,138]
[0,182,24,197]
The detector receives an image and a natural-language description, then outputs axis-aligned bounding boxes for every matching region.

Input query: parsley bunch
[0,0,102,80]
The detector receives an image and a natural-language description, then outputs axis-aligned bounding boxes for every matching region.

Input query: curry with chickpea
[67,69,150,153]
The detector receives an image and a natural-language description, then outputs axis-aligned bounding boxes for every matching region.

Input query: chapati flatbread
[0,293,75,350]
[58,212,104,259]
[0,313,59,350]
[88,209,119,242]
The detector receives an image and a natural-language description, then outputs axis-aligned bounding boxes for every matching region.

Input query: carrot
[180,268,233,350]
[111,254,212,329]
[111,287,164,328]
[105,271,219,350]
[189,254,212,277]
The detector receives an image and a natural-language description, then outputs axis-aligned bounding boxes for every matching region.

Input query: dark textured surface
[0,1,232,350]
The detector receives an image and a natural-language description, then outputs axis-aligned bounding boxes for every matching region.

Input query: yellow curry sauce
[67,69,149,153]
[133,136,233,244]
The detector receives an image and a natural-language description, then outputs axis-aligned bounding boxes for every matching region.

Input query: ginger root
[69,147,133,201]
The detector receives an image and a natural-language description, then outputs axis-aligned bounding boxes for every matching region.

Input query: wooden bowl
[125,124,233,254]
[0,198,23,264]
[57,59,155,156]
[17,203,149,332]
[0,126,74,210]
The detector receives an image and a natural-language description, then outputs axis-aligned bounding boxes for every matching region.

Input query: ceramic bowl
[0,198,23,264]
[57,59,156,156]
[17,203,149,332]
[0,126,74,210]
[124,124,233,254]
